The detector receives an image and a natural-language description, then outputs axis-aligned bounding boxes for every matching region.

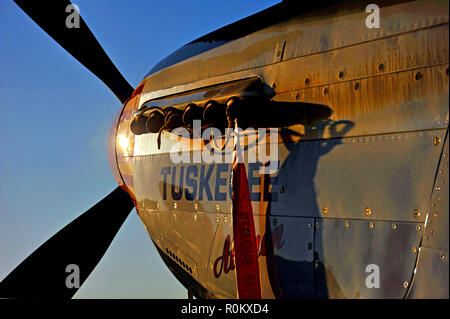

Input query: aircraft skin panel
[111,0,449,298]
[407,247,449,298]
[408,131,449,298]
[274,129,446,221]
[140,0,448,100]
[274,63,449,139]
[315,219,423,298]
[422,131,449,253]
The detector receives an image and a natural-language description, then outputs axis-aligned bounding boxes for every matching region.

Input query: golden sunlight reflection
[117,134,130,154]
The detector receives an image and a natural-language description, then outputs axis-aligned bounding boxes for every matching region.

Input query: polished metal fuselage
[112,0,449,298]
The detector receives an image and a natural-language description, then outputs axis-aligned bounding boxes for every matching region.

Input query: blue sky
[0,0,278,298]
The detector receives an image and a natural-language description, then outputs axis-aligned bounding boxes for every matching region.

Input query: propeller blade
[13,0,134,103]
[0,186,134,299]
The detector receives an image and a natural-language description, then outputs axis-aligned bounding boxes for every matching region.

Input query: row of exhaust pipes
[131,97,249,137]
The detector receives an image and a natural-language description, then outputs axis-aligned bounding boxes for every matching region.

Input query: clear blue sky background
[0,0,278,298]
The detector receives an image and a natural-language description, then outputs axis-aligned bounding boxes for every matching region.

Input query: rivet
[413,209,420,218]
[173,203,177,209]
[354,82,360,90]
[224,216,228,223]
[194,203,198,211]
[193,214,197,221]
[424,235,429,240]
[369,222,374,229]
[364,207,372,216]
[273,218,277,226]
[416,225,422,231]
[412,247,417,253]
[440,253,446,260]
[315,222,319,229]
[215,204,220,211]
[433,137,440,145]
[280,186,285,193]
[433,212,439,218]
[403,281,409,288]
[323,205,329,214]
[415,71,423,81]
[215,216,219,223]
[307,223,312,229]
[392,223,397,230]
[305,77,310,85]
[345,221,350,228]
[323,88,329,95]
[379,63,385,72]
[338,70,344,79]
